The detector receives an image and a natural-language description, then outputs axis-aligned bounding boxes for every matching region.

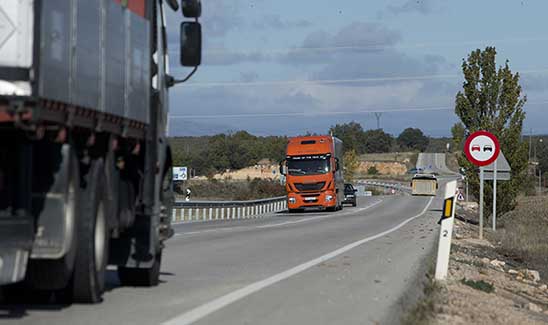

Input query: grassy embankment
[497,195,548,278]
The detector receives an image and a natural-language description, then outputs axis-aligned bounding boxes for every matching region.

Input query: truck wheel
[118,251,162,287]
[72,159,109,303]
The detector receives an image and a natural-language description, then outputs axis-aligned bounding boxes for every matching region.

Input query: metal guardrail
[172,196,287,223]
[358,180,412,194]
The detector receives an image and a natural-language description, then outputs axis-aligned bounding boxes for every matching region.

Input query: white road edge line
[161,196,434,325]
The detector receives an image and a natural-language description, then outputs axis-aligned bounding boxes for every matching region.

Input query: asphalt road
[0,189,446,325]
[417,153,455,175]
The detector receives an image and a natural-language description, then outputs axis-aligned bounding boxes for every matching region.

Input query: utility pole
[529,128,533,162]
[374,112,382,130]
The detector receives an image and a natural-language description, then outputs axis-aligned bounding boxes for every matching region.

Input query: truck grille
[294,182,325,192]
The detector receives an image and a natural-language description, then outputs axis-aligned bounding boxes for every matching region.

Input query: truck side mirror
[181,0,202,18]
[166,0,180,11]
[335,158,340,172]
[279,160,287,176]
[180,22,202,67]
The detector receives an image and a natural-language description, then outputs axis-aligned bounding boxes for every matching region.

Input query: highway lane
[1,193,444,325]
[417,153,455,175]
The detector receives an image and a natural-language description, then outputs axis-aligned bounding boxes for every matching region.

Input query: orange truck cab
[280,135,344,212]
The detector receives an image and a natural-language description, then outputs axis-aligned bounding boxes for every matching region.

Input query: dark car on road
[343,183,358,207]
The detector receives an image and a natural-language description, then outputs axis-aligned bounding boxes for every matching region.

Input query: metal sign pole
[466,178,469,202]
[479,166,484,239]
[492,159,497,231]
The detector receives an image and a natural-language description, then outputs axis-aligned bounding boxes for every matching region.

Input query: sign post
[479,167,484,239]
[464,130,500,240]
[492,159,497,231]
[483,151,511,231]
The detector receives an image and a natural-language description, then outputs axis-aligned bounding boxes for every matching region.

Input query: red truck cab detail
[282,135,344,212]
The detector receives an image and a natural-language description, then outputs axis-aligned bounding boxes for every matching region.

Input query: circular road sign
[464,130,500,167]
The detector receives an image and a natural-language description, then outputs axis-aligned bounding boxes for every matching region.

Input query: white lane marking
[162,197,434,325]
[174,200,383,236]
[256,200,383,229]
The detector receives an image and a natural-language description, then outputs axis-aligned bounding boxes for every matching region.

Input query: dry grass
[401,261,441,325]
[360,152,418,167]
[497,196,548,278]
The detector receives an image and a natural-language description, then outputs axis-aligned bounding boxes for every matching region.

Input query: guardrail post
[221,208,225,220]
[232,207,236,220]
[189,208,193,221]
[237,207,241,219]
[209,208,213,221]
[215,208,219,220]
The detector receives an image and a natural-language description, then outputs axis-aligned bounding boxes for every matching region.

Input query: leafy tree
[343,149,360,182]
[363,129,393,153]
[397,128,429,151]
[329,122,366,153]
[455,47,528,216]
[451,122,466,152]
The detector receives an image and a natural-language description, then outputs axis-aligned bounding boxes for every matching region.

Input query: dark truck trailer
[0,0,201,303]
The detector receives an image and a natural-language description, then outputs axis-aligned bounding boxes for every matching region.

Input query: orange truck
[280,135,344,212]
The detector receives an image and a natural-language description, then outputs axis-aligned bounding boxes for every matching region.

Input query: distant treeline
[169,122,451,176]
[170,131,287,176]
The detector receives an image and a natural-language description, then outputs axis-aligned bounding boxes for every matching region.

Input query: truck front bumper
[287,191,337,210]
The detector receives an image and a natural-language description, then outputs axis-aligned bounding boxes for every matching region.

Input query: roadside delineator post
[435,180,457,280]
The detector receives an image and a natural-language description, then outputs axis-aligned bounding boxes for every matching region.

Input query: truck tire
[118,251,162,287]
[72,159,109,303]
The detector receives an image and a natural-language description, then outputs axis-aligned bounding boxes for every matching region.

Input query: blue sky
[166,0,548,137]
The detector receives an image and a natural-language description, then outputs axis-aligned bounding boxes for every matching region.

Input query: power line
[168,100,548,120]
[183,68,548,88]
[197,37,548,55]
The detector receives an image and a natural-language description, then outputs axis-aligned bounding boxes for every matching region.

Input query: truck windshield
[287,158,330,176]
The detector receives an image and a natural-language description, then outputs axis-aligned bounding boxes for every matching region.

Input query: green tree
[329,122,366,153]
[343,149,360,182]
[363,129,393,153]
[451,122,466,152]
[397,128,429,151]
[455,46,528,216]
[367,166,379,175]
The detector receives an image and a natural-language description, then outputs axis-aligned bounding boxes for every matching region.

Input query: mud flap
[30,144,75,259]
[0,217,34,285]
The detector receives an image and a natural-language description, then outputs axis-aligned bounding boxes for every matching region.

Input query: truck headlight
[325,195,333,202]
[288,197,297,204]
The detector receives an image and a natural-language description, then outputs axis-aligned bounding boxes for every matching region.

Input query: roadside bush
[367,166,379,175]
[175,178,285,201]
[497,196,548,278]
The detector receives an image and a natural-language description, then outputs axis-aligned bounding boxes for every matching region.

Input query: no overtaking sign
[464,130,500,167]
